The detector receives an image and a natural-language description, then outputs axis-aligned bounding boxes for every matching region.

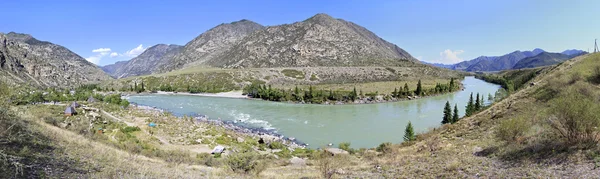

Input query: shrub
[589,66,600,84]
[546,90,600,147]
[376,142,393,154]
[314,150,350,179]
[120,126,141,133]
[495,117,530,144]
[268,141,285,150]
[197,153,222,167]
[338,142,354,154]
[43,117,58,126]
[225,152,266,176]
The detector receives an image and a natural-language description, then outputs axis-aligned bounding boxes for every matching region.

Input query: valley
[1,3,599,178]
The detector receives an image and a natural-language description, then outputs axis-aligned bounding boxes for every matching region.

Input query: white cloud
[124,44,147,57]
[85,44,146,64]
[110,52,119,57]
[85,56,101,64]
[439,49,464,63]
[86,48,113,64]
[423,49,465,64]
[92,48,111,53]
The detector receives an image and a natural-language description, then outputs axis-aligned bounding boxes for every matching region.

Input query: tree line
[403,91,492,143]
[243,78,461,104]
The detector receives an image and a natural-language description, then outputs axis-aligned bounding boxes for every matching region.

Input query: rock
[289,157,306,167]
[325,148,349,156]
[472,146,483,154]
[236,137,245,143]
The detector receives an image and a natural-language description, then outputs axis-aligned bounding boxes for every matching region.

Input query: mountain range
[428,48,586,72]
[102,13,416,78]
[0,32,111,87]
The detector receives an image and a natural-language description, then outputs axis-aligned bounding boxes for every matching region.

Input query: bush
[43,117,59,126]
[268,141,285,149]
[225,152,266,176]
[546,90,600,147]
[338,142,355,154]
[197,153,222,167]
[120,126,141,133]
[313,150,350,179]
[589,66,600,84]
[376,142,393,154]
[495,117,530,144]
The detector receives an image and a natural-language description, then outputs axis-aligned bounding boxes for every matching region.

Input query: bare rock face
[157,19,265,73]
[105,44,183,78]
[205,13,416,68]
[0,32,112,87]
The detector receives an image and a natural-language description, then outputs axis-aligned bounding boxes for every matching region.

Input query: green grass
[281,69,305,79]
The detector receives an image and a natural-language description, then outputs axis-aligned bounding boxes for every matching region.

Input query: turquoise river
[127,76,500,149]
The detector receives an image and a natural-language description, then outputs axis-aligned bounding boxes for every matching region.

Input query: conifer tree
[393,88,398,98]
[328,89,334,100]
[466,92,474,116]
[404,121,416,142]
[475,93,481,111]
[452,104,459,123]
[449,78,455,90]
[416,80,423,96]
[442,101,452,124]
[403,83,410,96]
[350,87,358,101]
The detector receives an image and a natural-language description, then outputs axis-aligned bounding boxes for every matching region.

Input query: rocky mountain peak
[0,32,111,87]
[305,13,337,24]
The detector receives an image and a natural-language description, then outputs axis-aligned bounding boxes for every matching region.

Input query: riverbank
[131,103,306,149]
[154,90,248,99]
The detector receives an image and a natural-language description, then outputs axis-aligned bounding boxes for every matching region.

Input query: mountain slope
[205,13,416,68]
[105,44,183,78]
[0,32,112,87]
[101,61,127,76]
[512,51,585,69]
[462,49,544,72]
[561,49,585,56]
[157,20,265,73]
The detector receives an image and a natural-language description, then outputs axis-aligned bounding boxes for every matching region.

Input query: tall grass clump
[495,117,530,145]
[546,89,600,147]
[225,151,266,176]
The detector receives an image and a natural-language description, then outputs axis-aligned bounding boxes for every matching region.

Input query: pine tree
[449,78,455,90]
[350,87,358,101]
[328,89,334,100]
[393,88,398,98]
[404,121,416,142]
[141,81,145,91]
[452,104,459,123]
[488,93,494,102]
[403,83,410,96]
[475,93,481,111]
[442,101,452,124]
[466,92,474,116]
[416,80,422,96]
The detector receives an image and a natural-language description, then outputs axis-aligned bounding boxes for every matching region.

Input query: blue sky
[1,0,598,66]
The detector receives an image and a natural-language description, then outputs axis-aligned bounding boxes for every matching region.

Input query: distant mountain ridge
[103,13,418,75]
[103,44,183,78]
[429,48,585,72]
[512,52,584,69]
[0,32,112,87]
[205,13,416,68]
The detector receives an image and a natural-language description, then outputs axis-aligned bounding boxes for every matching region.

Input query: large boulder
[289,157,306,167]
